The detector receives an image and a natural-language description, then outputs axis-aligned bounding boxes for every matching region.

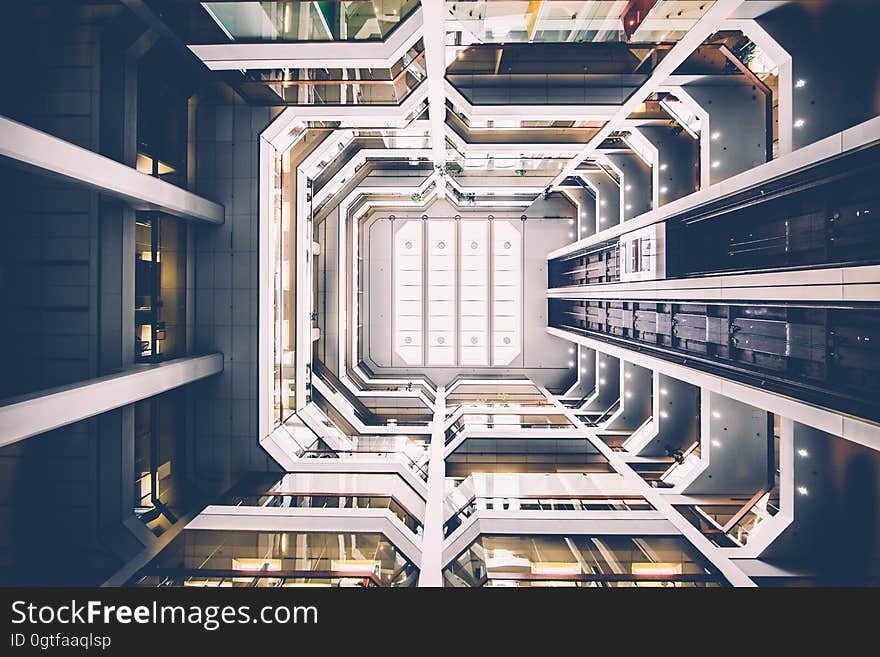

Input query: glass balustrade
[445,412,573,444]
[444,534,725,587]
[444,495,653,536]
[132,529,419,587]
[202,1,420,42]
[221,492,423,535]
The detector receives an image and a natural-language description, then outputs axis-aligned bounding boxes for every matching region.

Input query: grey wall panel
[687,393,769,496]
[192,90,283,493]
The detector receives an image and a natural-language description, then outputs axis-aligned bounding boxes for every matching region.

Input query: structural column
[418,386,447,586]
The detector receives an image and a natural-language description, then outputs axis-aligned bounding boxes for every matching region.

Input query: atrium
[0,0,879,587]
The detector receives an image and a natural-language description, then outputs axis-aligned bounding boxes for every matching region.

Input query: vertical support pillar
[418,386,447,586]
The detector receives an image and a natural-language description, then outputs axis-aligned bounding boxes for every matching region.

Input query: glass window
[132,529,419,587]
[135,213,188,362]
[133,390,189,536]
[203,1,420,42]
[444,534,724,587]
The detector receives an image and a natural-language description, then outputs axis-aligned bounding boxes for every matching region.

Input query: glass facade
[444,534,725,587]
[447,1,716,44]
[237,40,425,105]
[203,1,420,42]
[133,389,189,536]
[132,529,419,587]
[273,148,296,425]
[135,213,188,362]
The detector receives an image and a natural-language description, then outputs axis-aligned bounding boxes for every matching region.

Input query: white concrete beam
[0,354,223,447]
[549,326,880,453]
[0,115,224,224]
[190,7,423,70]
[551,0,745,188]
[547,265,880,303]
[422,0,448,188]
[548,115,880,260]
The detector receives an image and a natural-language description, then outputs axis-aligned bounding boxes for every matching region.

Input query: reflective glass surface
[447,1,716,44]
[444,534,724,587]
[203,1,419,41]
[133,529,419,587]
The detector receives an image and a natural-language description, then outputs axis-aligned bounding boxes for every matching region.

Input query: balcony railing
[302,448,429,482]
[223,492,423,536]
[444,413,573,445]
[444,494,653,537]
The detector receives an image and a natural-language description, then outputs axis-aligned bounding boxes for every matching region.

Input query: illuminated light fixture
[569,232,575,238]
[632,562,682,577]
[624,372,631,379]
[599,362,606,368]
[600,200,606,206]
[711,161,720,168]
[625,204,632,210]
[568,361,575,368]
[136,153,175,176]
[532,562,581,576]
[581,227,588,233]
[331,560,380,574]
[569,348,575,354]
[711,132,721,140]
[797,449,809,457]
[232,558,282,572]
[625,392,632,399]
[625,184,632,191]
[660,186,668,193]
[581,368,587,373]
[712,439,721,447]
[568,219,575,225]
[797,486,808,496]
[660,411,669,418]
[794,118,806,128]
[485,549,531,572]
[184,580,233,587]
[599,217,606,223]
[599,378,606,385]
[660,388,668,395]
[712,411,721,419]
[282,582,332,588]
[795,79,806,88]
[659,163,667,170]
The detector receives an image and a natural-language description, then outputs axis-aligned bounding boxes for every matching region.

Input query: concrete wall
[640,374,700,457]
[687,393,769,496]
[0,4,112,398]
[685,77,768,185]
[191,86,283,493]
[639,125,699,202]
[315,207,340,375]
[759,1,880,151]
[606,151,652,220]
[0,416,123,585]
[761,424,880,584]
